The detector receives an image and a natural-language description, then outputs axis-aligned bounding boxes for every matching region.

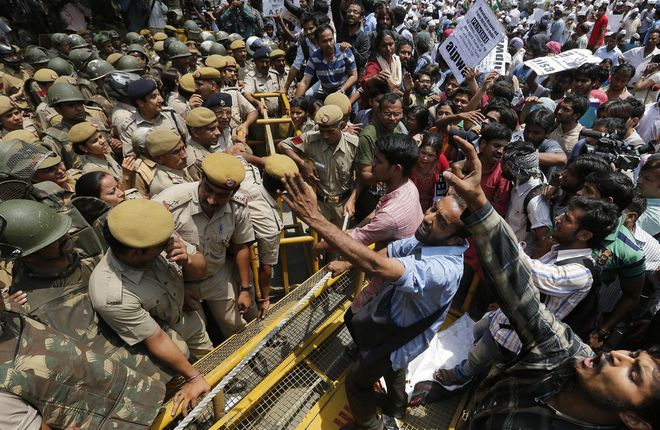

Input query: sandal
[433,368,468,387]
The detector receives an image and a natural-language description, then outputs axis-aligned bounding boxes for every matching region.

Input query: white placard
[532,7,546,22]
[523,48,602,76]
[438,0,507,83]
[477,36,508,75]
[264,0,285,17]
[605,13,623,32]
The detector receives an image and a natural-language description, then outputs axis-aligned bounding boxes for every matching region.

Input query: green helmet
[0,139,53,181]
[168,40,191,59]
[108,30,121,40]
[199,32,215,43]
[262,39,279,52]
[227,33,244,43]
[198,40,214,58]
[47,57,74,77]
[0,199,72,258]
[117,55,143,73]
[67,34,88,50]
[126,43,148,58]
[125,32,141,45]
[24,45,49,65]
[50,33,68,48]
[47,82,84,106]
[215,31,229,42]
[209,43,226,56]
[87,59,115,81]
[94,31,112,49]
[69,48,96,71]
[183,20,201,41]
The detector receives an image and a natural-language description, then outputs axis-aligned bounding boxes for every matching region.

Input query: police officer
[27,68,57,125]
[94,31,116,61]
[69,48,97,101]
[243,48,283,117]
[230,39,252,75]
[106,71,139,138]
[153,153,257,338]
[145,128,194,196]
[89,199,213,414]
[42,82,109,170]
[86,59,118,121]
[206,60,257,137]
[185,107,221,173]
[48,33,70,60]
[0,43,32,112]
[31,153,81,202]
[70,121,123,180]
[129,128,157,196]
[119,78,189,156]
[270,49,289,84]
[203,93,246,151]
[0,96,39,138]
[278,105,359,227]
[169,40,192,76]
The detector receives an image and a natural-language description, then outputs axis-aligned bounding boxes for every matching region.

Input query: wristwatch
[596,327,611,341]
[340,88,346,94]
[239,286,251,292]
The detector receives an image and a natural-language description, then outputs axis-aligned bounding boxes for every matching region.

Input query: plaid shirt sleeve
[464,203,589,357]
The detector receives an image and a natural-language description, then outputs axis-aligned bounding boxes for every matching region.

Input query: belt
[317,189,351,204]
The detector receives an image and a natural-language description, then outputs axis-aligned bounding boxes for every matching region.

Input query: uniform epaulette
[231,192,248,206]
[344,132,360,146]
[159,192,193,212]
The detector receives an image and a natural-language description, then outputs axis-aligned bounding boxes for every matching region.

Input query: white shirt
[620,46,660,87]
[148,0,168,29]
[394,23,413,41]
[636,102,660,142]
[595,45,623,66]
[509,8,520,26]
[506,176,553,256]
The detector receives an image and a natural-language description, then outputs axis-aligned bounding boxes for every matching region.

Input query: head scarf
[545,41,562,54]
[510,37,524,51]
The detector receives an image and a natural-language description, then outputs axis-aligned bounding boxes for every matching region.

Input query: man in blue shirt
[280,147,468,430]
[295,24,359,101]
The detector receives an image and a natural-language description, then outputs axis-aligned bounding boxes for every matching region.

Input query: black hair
[363,0,375,13]
[420,131,442,154]
[290,96,312,113]
[613,63,635,79]
[525,109,555,133]
[485,103,518,131]
[562,40,579,51]
[569,154,611,182]
[436,100,457,114]
[347,0,364,16]
[626,97,645,120]
[300,12,318,27]
[369,80,391,99]
[563,93,589,118]
[375,30,397,51]
[447,193,471,239]
[594,64,610,86]
[626,191,647,218]
[600,58,614,69]
[314,23,334,40]
[577,23,589,33]
[538,21,548,31]
[649,28,660,38]
[311,99,325,112]
[375,133,419,176]
[396,37,413,52]
[75,171,111,198]
[490,81,514,102]
[584,170,635,212]
[453,84,471,99]
[480,122,512,143]
[392,6,406,23]
[593,116,628,138]
[576,63,602,82]
[379,92,401,109]
[414,69,432,81]
[314,0,329,14]
[407,105,430,131]
[417,40,430,54]
[566,197,619,248]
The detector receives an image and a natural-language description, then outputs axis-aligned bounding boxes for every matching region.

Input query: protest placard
[605,13,623,32]
[532,8,546,22]
[264,0,285,16]
[438,0,506,83]
[523,49,602,75]
[477,36,508,75]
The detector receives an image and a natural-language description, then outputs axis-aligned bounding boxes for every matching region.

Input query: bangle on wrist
[596,328,611,340]
[239,286,251,292]
[186,373,203,383]
[258,297,270,303]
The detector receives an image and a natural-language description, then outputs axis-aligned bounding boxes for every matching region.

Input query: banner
[523,48,602,76]
[476,36,508,75]
[438,0,506,83]
[264,0,285,16]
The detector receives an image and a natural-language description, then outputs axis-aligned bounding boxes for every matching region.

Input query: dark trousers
[345,354,407,430]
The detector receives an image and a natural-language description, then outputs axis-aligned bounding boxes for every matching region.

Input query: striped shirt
[303,44,357,91]
[489,245,594,354]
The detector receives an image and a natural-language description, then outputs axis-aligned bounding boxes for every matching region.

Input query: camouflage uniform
[77,76,96,101]
[0,310,166,430]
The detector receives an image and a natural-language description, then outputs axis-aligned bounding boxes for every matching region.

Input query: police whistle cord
[173,212,350,430]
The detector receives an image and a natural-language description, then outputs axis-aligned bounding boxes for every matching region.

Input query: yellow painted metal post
[250,243,261,300]
[460,273,481,314]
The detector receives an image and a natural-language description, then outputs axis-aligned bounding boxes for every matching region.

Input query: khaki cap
[230,40,246,50]
[107,199,174,248]
[139,29,151,36]
[180,73,196,93]
[154,32,168,41]
[186,107,217,128]
[270,49,286,58]
[324,92,351,115]
[265,154,299,179]
[201,153,245,188]
[147,129,182,156]
[224,56,237,69]
[4,130,38,144]
[55,76,76,85]
[107,53,123,66]
[33,68,58,83]
[38,153,62,169]
[164,25,177,32]
[193,67,221,80]
[205,54,226,69]
[68,121,100,144]
[189,46,199,54]
[153,41,165,52]
[0,96,17,115]
[314,105,343,127]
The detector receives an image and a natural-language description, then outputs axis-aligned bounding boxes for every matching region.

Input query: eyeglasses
[382,111,402,118]
[346,8,361,14]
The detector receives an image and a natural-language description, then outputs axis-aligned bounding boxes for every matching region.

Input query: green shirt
[354,121,403,221]
[592,216,646,284]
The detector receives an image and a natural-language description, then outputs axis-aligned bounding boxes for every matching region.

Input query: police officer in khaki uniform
[89,199,213,415]
[242,48,283,117]
[215,56,259,136]
[153,153,257,338]
[278,105,360,227]
[270,49,289,86]
[145,128,194,196]
[32,68,59,130]
[185,107,220,180]
[0,96,39,138]
[31,153,82,203]
[0,43,33,112]
[120,78,189,157]
[69,121,123,181]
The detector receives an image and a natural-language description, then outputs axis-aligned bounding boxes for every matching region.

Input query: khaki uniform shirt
[89,246,197,346]
[133,155,157,196]
[280,131,359,197]
[1,119,38,138]
[81,153,123,180]
[111,101,136,137]
[250,186,283,265]
[154,182,255,300]
[243,69,283,115]
[167,92,190,119]
[149,163,194,197]
[36,101,57,130]
[0,64,31,110]
[221,87,257,131]
[186,139,212,180]
[119,107,189,157]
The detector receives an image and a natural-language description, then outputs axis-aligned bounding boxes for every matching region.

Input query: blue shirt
[387,236,466,370]
[638,197,660,237]
[304,44,357,91]
[363,13,377,35]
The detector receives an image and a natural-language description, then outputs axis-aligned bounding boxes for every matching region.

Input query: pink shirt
[350,180,425,312]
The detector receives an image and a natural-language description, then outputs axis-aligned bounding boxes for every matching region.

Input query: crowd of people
[2,0,660,429]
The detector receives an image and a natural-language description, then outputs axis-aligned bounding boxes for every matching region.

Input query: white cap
[625,1,633,5]
[620,29,627,35]
[649,0,657,4]
[578,9,587,15]
[568,12,576,18]
[412,4,417,9]
[605,31,613,36]
[633,32,641,39]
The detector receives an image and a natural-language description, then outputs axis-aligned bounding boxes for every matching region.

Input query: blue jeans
[453,311,511,382]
